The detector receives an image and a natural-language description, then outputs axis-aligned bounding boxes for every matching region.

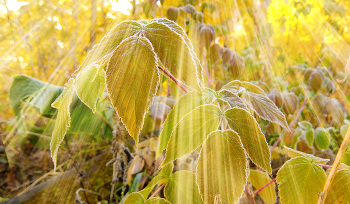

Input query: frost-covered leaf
[160,105,221,167]
[50,79,75,168]
[325,165,350,203]
[106,36,159,145]
[222,81,289,130]
[75,65,104,112]
[76,21,142,74]
[276,157,326,204]
[315,127,330,150]
[306,129,314,146]
[217,89,248,110]
[248,170,276,204]
[224,108,272,173]
[143,21,204,91]
[197,130,248,204]
[164,171,204,204]
[157,89,216,156]
[139,163,173,199]
[242,91,289,130]
[283,146,329,164]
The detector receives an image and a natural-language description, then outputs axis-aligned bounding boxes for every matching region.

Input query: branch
[157,66,189,93]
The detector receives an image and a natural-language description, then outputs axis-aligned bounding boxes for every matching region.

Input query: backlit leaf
[106,36,159,145]
[325,165,350,203]
[224,108,272,173]
[160,105,221,167]
[139,163,173,199]
[75,65,103,112]
[217,89,248,110]
[77,21,142,74]
[143,21,204,91]
[145,198,171,204]
[222,81,289,130]
[248,170,276,204]
[157,89,216,156]
[164,171,204,204]
[277,157,326,204]
[50,78,75,168]
[124,192,145,204]
[306,129,314,146]
[197,130,248,204]
[315,127,330,150]
[284,146,329,164]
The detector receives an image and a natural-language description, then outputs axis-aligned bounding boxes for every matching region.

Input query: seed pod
[324,77,336,94]
[228,52,245,79]
[167,6,180,22]
[199,25,215,49]
[324,98,345,127]
[180,4,197,14]
[193,11,204,23]
[309,70,323,92]
[282,92,298,115]
[311,94,327,115]
[267,89,283,107]
[222,48,234,64]
[209,43,223,64]
[304,68,314,82]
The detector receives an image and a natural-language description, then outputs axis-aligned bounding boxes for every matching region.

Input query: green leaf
[106,36,159,145]
[325,165,350,203]
[124,192,145,204]
[77,21,142,74]
[139,163,173,199]
[197,130,248,204]
[9,75,63,118]
[341,149,350,166]
[120,190,171,204]
[315,127,330,150]
[157,90,216,156]
[283,146,329,164]
[222,81,289,130]
[298,121,313,130]
[50,78,75,168]
[164,171,204,204]
[217,89,248,110]
[145,198,171,204]
[224,108,272,173]
[276,157,326,204]
[305,129,314,146]
[143,21,204,91]
[75,65,103,112]
[248,170,276,204]
[160,105,221,167]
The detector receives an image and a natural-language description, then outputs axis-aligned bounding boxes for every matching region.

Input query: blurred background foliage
[1,0,350,203]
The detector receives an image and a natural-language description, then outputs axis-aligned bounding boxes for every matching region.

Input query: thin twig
[254,178,276,196]
[149,182,166,198]
[157,66,189,93]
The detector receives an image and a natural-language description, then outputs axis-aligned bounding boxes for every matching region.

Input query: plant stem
[318,123,350,204]
[157,66,189,93]
[149,182,166,198]
[254,178,276,196]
